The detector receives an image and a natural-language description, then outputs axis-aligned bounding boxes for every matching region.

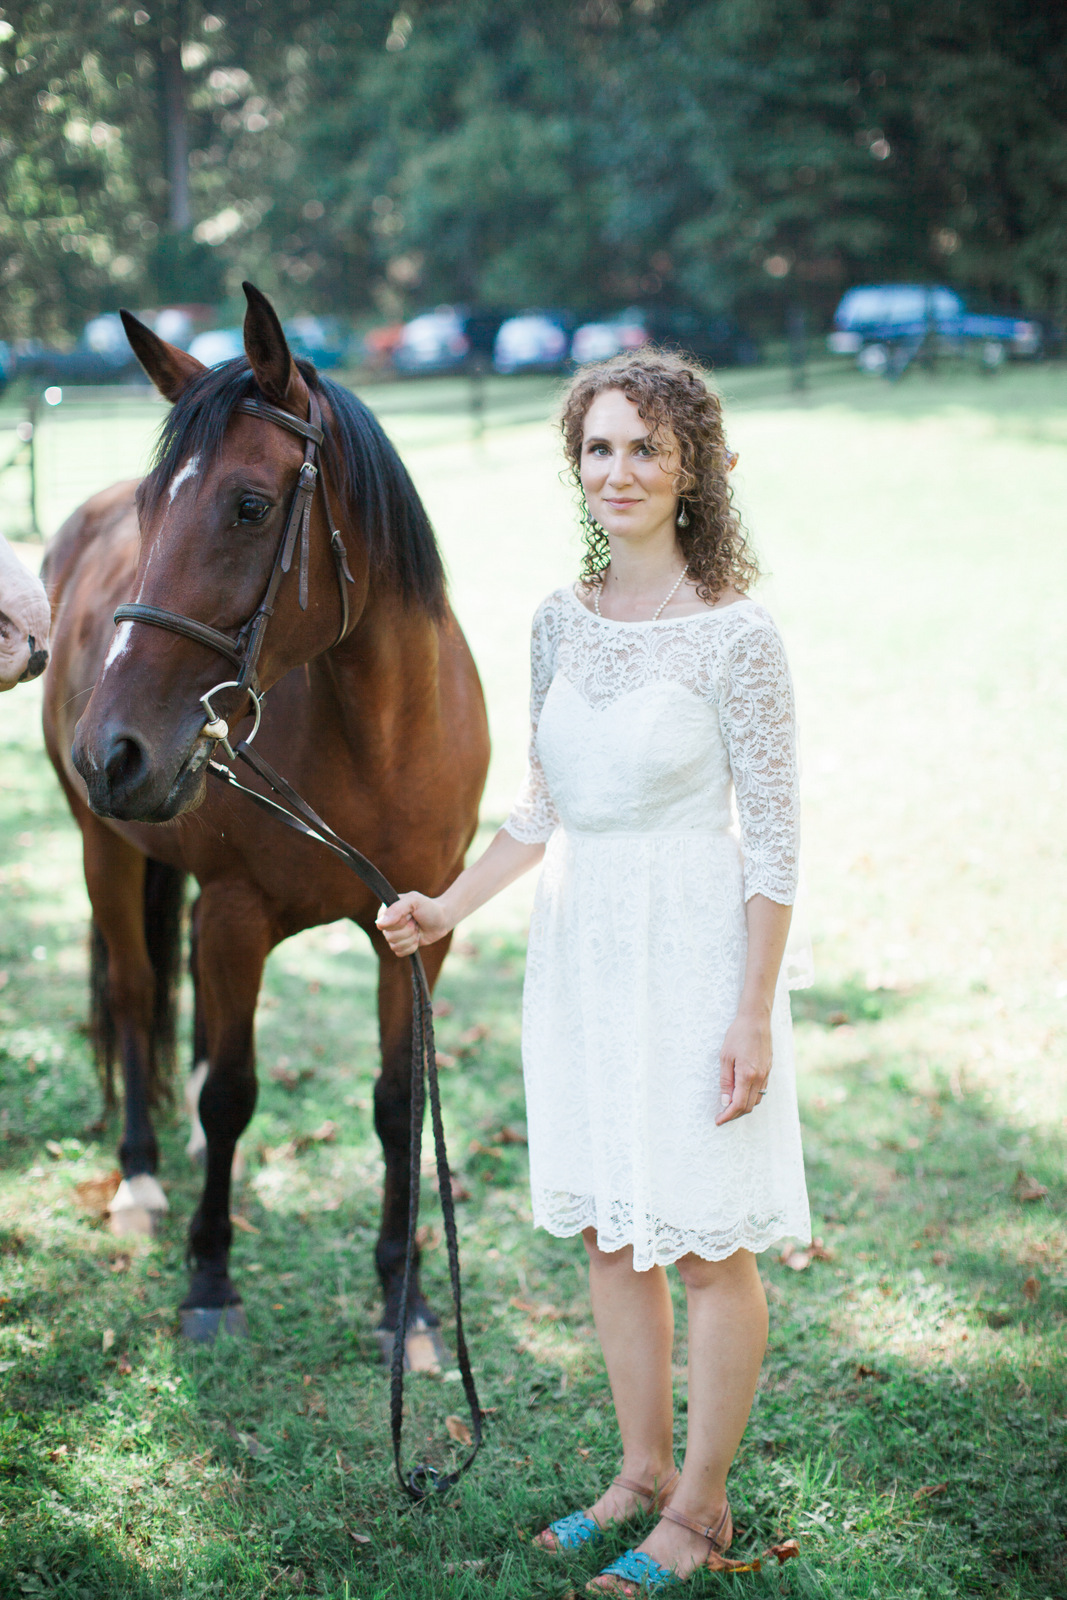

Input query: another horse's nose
[19,644,48,682]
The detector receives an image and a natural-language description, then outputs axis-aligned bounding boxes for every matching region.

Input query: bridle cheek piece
[113,391,354,756]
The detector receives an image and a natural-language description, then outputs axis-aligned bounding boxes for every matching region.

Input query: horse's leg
[179,884,272,1342]
[185,894,209,1163]
[82,820,168,1236]
[373,934,452,1370]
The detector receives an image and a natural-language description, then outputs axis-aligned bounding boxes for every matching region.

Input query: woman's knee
[675,1247,758,1291]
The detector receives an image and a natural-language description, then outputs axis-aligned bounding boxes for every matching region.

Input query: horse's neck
[311,593,442,765]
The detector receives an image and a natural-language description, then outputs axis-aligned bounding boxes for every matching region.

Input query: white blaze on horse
[0,533,50,690]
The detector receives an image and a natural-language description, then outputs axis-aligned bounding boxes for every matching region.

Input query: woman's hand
[375,892,454,957]
[716,1006,772,1124]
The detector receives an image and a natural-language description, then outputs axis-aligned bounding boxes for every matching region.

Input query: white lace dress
[504,587,811,1268]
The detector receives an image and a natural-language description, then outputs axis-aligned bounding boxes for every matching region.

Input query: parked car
[188,327,244,367]
[393,306,508,374]
[283,316,350,370]
[828,284,1045,371]
[571,307,760,369]
[493,310,573,373]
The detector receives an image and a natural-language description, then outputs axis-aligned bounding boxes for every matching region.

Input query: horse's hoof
[180,1305,249,1343]
[375,1317,449,1374]
[107,1174,168,1237]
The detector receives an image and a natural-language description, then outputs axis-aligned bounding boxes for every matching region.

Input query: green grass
[1,362,1065,1597]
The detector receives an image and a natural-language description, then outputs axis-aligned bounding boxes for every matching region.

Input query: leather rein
[109,388,483,1501]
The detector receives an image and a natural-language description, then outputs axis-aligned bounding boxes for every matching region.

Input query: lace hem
[531,1189,812,1269]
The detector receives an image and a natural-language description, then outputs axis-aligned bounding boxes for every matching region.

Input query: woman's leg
[588,1248,768,1587]
[537,1228,676,1546]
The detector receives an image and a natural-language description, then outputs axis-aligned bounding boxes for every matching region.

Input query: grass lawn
[0,361,1064,1598]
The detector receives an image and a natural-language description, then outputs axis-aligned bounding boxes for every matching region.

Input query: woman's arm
[716,894,793,1126]
[375,828,545,957]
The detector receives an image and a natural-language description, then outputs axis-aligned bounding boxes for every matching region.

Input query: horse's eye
[237,495,271,524]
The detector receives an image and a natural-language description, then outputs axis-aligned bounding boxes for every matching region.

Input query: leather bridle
[114,390,355,756]
[105,387,484,1500]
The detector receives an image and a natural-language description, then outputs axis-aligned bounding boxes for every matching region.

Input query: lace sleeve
[716,612,800,905]
[504,602,561,844]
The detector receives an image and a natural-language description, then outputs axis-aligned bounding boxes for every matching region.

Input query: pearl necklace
[594,564,689,622]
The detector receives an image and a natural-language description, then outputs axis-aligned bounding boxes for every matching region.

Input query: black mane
[138,357,446,618]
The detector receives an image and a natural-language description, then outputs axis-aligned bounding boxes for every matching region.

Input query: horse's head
[71,283,371,822]
[0,534,51,691]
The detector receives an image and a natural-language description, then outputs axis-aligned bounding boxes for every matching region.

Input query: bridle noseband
[113,389,355,757]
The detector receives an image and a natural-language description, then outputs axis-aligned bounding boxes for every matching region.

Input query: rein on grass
[208,742,483,1501]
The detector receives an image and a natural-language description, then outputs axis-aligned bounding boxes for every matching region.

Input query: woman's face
[580,389,682,545]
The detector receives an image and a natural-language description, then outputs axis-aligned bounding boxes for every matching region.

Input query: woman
[377,351,810,1593]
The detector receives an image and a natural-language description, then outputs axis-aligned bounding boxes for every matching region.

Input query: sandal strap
[612,1467,680,1509]
[660,1502,732,1554]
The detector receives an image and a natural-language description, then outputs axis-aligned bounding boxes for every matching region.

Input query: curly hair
[560,350,759,602]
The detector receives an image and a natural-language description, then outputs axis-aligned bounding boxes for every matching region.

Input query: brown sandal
[535,1467,680,1553]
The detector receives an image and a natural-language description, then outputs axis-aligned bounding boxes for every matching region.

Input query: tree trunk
[160,4,191,233]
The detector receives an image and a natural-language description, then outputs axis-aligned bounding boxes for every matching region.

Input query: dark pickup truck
[828,284,1046,373]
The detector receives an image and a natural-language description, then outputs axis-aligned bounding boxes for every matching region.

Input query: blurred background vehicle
[571,307,760,368]
[187,327,244,367]
[828,284,1049,374]
[393,306,508,375]
[492,310,573,373]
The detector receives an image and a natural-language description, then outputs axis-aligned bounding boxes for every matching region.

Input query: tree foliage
[2,0,1065,341]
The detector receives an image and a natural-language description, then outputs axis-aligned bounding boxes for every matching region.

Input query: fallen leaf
[237,1432,270,1457]
[45,1140,64,1159]
[48,1446,68,1460]
[444,1560,486,1574]
[102,1328,115,1353]
[307,1120,338,1144]
[415,1224,440,1250]
[826,1010,850,1026]
[931,1250,949,1267]
[348,1530,371,1545]
[230,1214,260,1234]
[493,1123,528,1146]
[110,1253,132,1274]
[336,1450,353,1473]
[116,1354,133,1376]
[1023,1275,1040,1302]
[458,1023,490,1050]
[509,1296,562,1321]
[1013,1170,1049,1203]
[268,1064,300,1090]
[913,1482,948,1500]
[765,1540,800,1565]
[779,1237,832,1272]
[431,999,454,1018]
[445,1414,473,1447]
[434,1052,458,1069]
[854,1363,886,1381]
[75,1170,122,1216]
[146,1266,161,1279]
[578,1447,591,1458]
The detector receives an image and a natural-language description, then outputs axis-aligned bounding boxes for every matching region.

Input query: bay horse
[42,284,489,1360]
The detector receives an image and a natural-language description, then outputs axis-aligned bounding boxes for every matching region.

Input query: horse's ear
[120,310,205,403]
[242,282,307,410]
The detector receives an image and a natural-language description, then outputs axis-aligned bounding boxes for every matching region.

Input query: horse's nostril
[19,648,48,682]
[104,733,147,794]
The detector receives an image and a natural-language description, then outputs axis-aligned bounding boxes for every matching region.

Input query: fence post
[27,393,40,539]
[469,356,486,445]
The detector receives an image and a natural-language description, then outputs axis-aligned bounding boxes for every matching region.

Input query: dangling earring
[677,501,690,528]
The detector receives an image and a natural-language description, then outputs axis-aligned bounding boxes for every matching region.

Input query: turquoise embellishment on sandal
[546,1509,604,1549]
[596,1548,678,1591]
